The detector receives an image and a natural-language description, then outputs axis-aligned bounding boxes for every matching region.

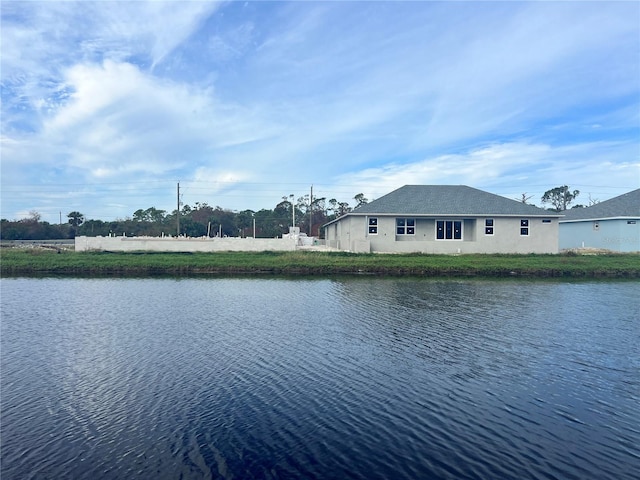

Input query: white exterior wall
[75,236,297,252]
[325,216,559,254]
[560,219,640,252]
[324,216,371,252]
[469,217,558,254]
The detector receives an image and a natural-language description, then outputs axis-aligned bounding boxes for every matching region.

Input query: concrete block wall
[75,236,297,252]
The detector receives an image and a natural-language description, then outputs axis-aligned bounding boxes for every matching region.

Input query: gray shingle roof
[350,185,558,216]
[560,188,640,222]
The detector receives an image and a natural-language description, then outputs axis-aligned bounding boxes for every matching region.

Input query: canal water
[1,277,638,479]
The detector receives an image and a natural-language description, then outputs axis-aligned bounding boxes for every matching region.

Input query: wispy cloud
[1,1,638,222]
[334,141,640,206]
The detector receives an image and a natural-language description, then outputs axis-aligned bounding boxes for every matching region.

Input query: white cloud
[140,1,223,68]
[332,141,640,206]
[26,59,282,180]
[0,1,222,133]
[1,1,638,222]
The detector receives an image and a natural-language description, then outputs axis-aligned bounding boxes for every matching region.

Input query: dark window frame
[396,218,415,235]
[368,217,378,235]
[485,218,494,235]
[436,220,462,240]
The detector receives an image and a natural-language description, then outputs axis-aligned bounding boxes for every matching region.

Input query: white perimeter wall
[76,236,297,252]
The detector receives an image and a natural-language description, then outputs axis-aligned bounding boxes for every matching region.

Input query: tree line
[0,193,371,241]
[1,185,591,241]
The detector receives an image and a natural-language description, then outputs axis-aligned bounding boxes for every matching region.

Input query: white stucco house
[559,188,639,252]
[323,185,562,254]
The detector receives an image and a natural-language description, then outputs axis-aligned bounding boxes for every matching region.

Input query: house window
[628,221,636,225]
[485,219,494,235]
[396,218,415,235]
[368,217,378,235]
[436,220,462,240]
[542,219,551,223]
[520,219,529,236]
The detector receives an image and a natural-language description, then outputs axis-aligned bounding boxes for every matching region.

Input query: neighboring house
[323,185,562,254]
[559,189,640,252]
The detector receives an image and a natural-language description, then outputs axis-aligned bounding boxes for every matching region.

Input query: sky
[1,0,639,223]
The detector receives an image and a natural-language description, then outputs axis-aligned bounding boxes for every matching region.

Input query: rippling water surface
[1,277,639,479]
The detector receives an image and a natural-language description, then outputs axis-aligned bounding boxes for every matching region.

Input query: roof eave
[332,212,562,218]
[560,216,639,223]
[323,213,563,226]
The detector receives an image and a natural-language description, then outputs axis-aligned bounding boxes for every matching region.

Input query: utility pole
[177,182,180,236]
[309,185,313,236]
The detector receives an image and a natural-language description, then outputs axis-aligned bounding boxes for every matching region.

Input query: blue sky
[2,1,639,222]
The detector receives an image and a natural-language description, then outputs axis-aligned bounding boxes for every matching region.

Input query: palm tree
[67,211,85,227]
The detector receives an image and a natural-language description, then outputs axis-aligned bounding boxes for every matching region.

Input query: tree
[190,203,215,227]
[309,197,326,237]
[28,210,42,223]
[337,201,351,216]
[236,210,255,237]
[327,198,338,217]
[541,186,580,212]
[516,193,534,204]
[1,189,381,240]
[133,209,147,222]
[354,193,368,209]
[78,219,109,236]
[133,207,166,223]
[67,211,85,227]
[274,195,298,230]
[296,195,309,212]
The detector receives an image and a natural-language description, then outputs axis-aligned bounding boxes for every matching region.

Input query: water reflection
[1,277,638,480]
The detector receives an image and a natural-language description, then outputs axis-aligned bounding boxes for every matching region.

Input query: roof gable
[560,188,640,221]
[351,185,557,217]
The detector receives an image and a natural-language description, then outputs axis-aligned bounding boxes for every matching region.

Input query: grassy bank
[2,248,639,278]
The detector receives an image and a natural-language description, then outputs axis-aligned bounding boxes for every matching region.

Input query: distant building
[559,189,640,252]
[323,185,562,254]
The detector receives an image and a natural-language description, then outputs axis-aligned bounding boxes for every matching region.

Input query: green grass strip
[2,248,640,278]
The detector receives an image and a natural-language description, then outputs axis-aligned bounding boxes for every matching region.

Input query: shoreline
[2,249,639,278]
